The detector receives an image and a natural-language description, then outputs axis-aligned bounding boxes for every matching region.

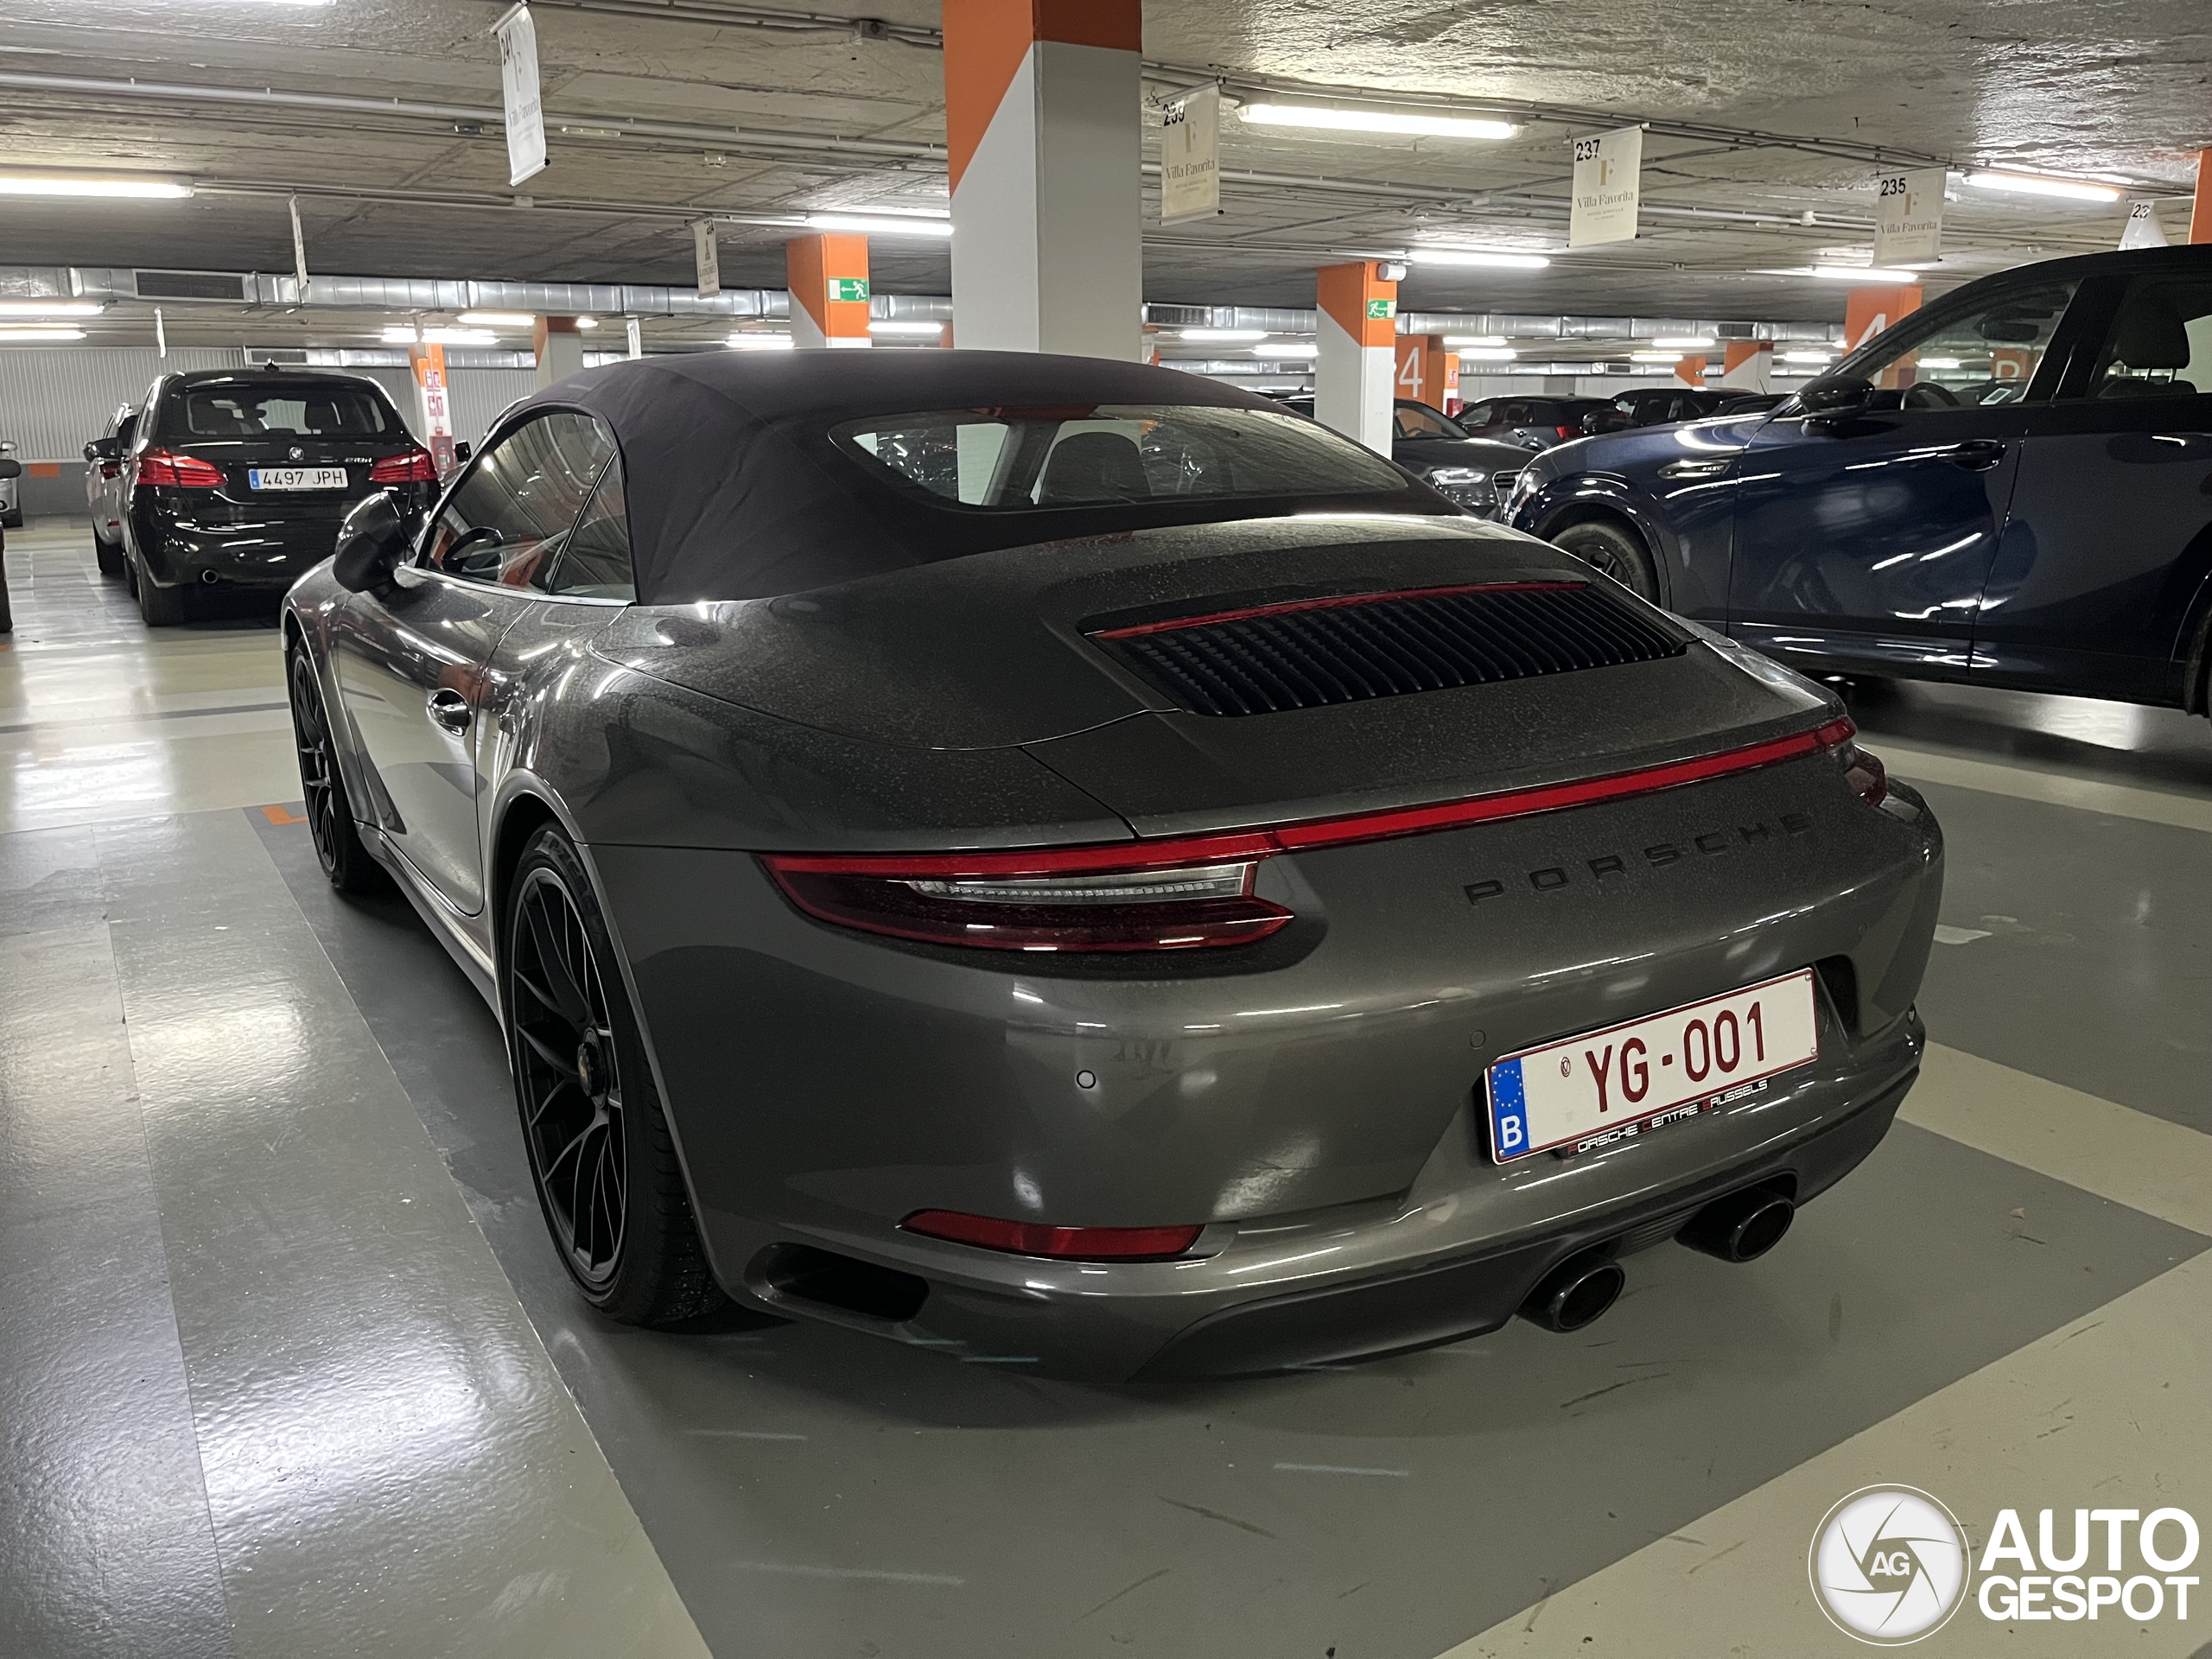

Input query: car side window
[423,411,614,588]
[536,454,633,601]
[1497,401,1532,425]
[1849,283,2080,411]
[2071,276,2212,402]
[1394,404,1452,439]
[1459,401,1497,426]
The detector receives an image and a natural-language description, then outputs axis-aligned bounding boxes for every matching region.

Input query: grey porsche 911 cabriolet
[283,349,1942,1381]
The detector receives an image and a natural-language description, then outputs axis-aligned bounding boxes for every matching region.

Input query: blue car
[1506,245,2212,715]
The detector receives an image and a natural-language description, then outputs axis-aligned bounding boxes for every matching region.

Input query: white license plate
[248,467,349,491]
[1485,969,1820,1162]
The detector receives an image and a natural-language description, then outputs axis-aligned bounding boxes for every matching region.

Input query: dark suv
[119,368,436,625]
[1453,394,1624,448]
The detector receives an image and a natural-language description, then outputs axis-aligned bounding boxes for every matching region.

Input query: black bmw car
[1274,395,1537,515]
[284,349,1942,1381]
[121,368,437,625]
[1507,245,2212,718]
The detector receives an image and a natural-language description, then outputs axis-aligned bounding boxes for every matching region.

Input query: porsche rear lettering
[1464,811,1813,904]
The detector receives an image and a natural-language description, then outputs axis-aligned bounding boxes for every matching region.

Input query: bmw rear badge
[289,445,305,461]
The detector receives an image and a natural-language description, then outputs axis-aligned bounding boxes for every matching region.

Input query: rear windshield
[168,383,395,438]
[832,404,1407,511]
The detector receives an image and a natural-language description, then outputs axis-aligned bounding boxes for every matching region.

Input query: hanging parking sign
[692,219,721,299]
[1872,167,1945,266]
[1160,84,1223,225]
[493,4,547,188]
[1569,127,1642,247]
[2119,200,2169,250]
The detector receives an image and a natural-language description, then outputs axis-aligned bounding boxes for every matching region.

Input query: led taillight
[1842,741,1888,807]
[1554,423,1578,438]
[369,448,439,484]
[901,1210,1204,1261]
[137,448,224,487]
[762,719,1863,953]
[763,856,1291,952]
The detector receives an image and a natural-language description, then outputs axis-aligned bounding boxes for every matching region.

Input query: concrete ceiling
[0,0,2206,347]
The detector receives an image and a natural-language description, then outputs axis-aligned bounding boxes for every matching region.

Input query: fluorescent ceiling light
[1962,171,2120,203]
[0,327,87,341]
[1917,356,1963,368]
[1781,350,1834,363]
[380,326,496,346]
[1458,346,1517,361]
[802,213,953,238]
[1241,104,1517,141]
[575,316,598,328]
[0,175,192,199]
[1651,335,1714,349]
[726,334,795,350]
[1443,334,1507,347]
[1764,265,1923,283]
[457,311,534,327]
[868,320,944,335]
[0,300,105,317]
[1408,250,1550,270]
[1630,350,1698,362]
[1252,340,1319,357]
[1181,327,1268,341]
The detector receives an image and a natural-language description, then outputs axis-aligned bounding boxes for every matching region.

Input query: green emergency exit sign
[828,277,871,302]
[1366,298,1396,320]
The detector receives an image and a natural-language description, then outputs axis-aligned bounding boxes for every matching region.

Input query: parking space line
[1875,741,2212,834]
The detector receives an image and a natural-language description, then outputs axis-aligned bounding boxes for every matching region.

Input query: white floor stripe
[1438,1250,2212,1657]
[1904,1044,2212,1237]
[1876,741,2212,835]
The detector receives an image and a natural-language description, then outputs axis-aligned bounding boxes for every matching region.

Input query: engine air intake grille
[1091,582,1684,718]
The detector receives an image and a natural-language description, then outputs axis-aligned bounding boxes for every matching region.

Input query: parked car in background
[1273,395,1536,516]
[1610,386,1733,428]
[1504,245,2212,718]
[1455,394,1625,449]
[0,439,21,529]
[84,403,137,575]
[1713,391,1789,417]
[121,368,438,626]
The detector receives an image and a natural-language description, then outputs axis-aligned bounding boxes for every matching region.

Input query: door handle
[427,689,472,734]
[1945,439,2007,471]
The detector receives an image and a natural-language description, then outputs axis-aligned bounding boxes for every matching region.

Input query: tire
[1553,517,1661,603]
[134,551,188,626]
[1,510,20,531]
[506,824,727,1325]
[287,646,387,895]
[94,530,124,579]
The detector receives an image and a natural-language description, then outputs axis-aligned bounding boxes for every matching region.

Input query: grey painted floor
[4,518,2210,1656]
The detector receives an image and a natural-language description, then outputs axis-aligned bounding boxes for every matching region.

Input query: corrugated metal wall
[0,347,245,460]
[0,348,541,460]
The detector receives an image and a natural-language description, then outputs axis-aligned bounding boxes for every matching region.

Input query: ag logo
[1809,1486,1970,1644]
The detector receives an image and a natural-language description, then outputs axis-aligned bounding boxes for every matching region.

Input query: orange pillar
[1673,353,1707,388]
[2191,147,2212,245]
[786,234,872,347]
[1393,334,1452,409]
[1841,284,1923,356]
[1316,261,1398,451]
[1719,340,1772,391]
[533,315,585,386]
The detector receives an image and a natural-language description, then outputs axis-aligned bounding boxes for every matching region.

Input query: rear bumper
[133,505,346,588]
[696,1005,1918,1382]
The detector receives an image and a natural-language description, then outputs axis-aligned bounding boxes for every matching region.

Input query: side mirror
[332,489,412,593]
[451,440,473,465]
[0,458,20,480]
[1800,376,1872,425]
[86,437,122,462]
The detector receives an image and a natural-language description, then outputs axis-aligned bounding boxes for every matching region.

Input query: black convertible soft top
[504,349,1449,604]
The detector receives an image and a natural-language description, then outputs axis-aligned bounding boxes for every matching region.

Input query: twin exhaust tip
[1516,1187,1796,1335]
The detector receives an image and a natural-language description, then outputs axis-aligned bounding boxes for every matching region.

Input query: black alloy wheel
[287,647,385,893]
[1552,518,1661,604]
[505,825,726,1325]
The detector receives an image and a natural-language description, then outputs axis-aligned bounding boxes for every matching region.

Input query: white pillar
[533,315,585,388]
[944,1,1142,361]
[1315,261,1398,453]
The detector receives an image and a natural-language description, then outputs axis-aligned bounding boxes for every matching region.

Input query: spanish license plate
[1485,969,1820,1162]
[248,467,348,491]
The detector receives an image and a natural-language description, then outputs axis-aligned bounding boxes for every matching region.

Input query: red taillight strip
[762,717,1858,880]
[1090,580,1587,640]
[900,1210,1204,1260]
